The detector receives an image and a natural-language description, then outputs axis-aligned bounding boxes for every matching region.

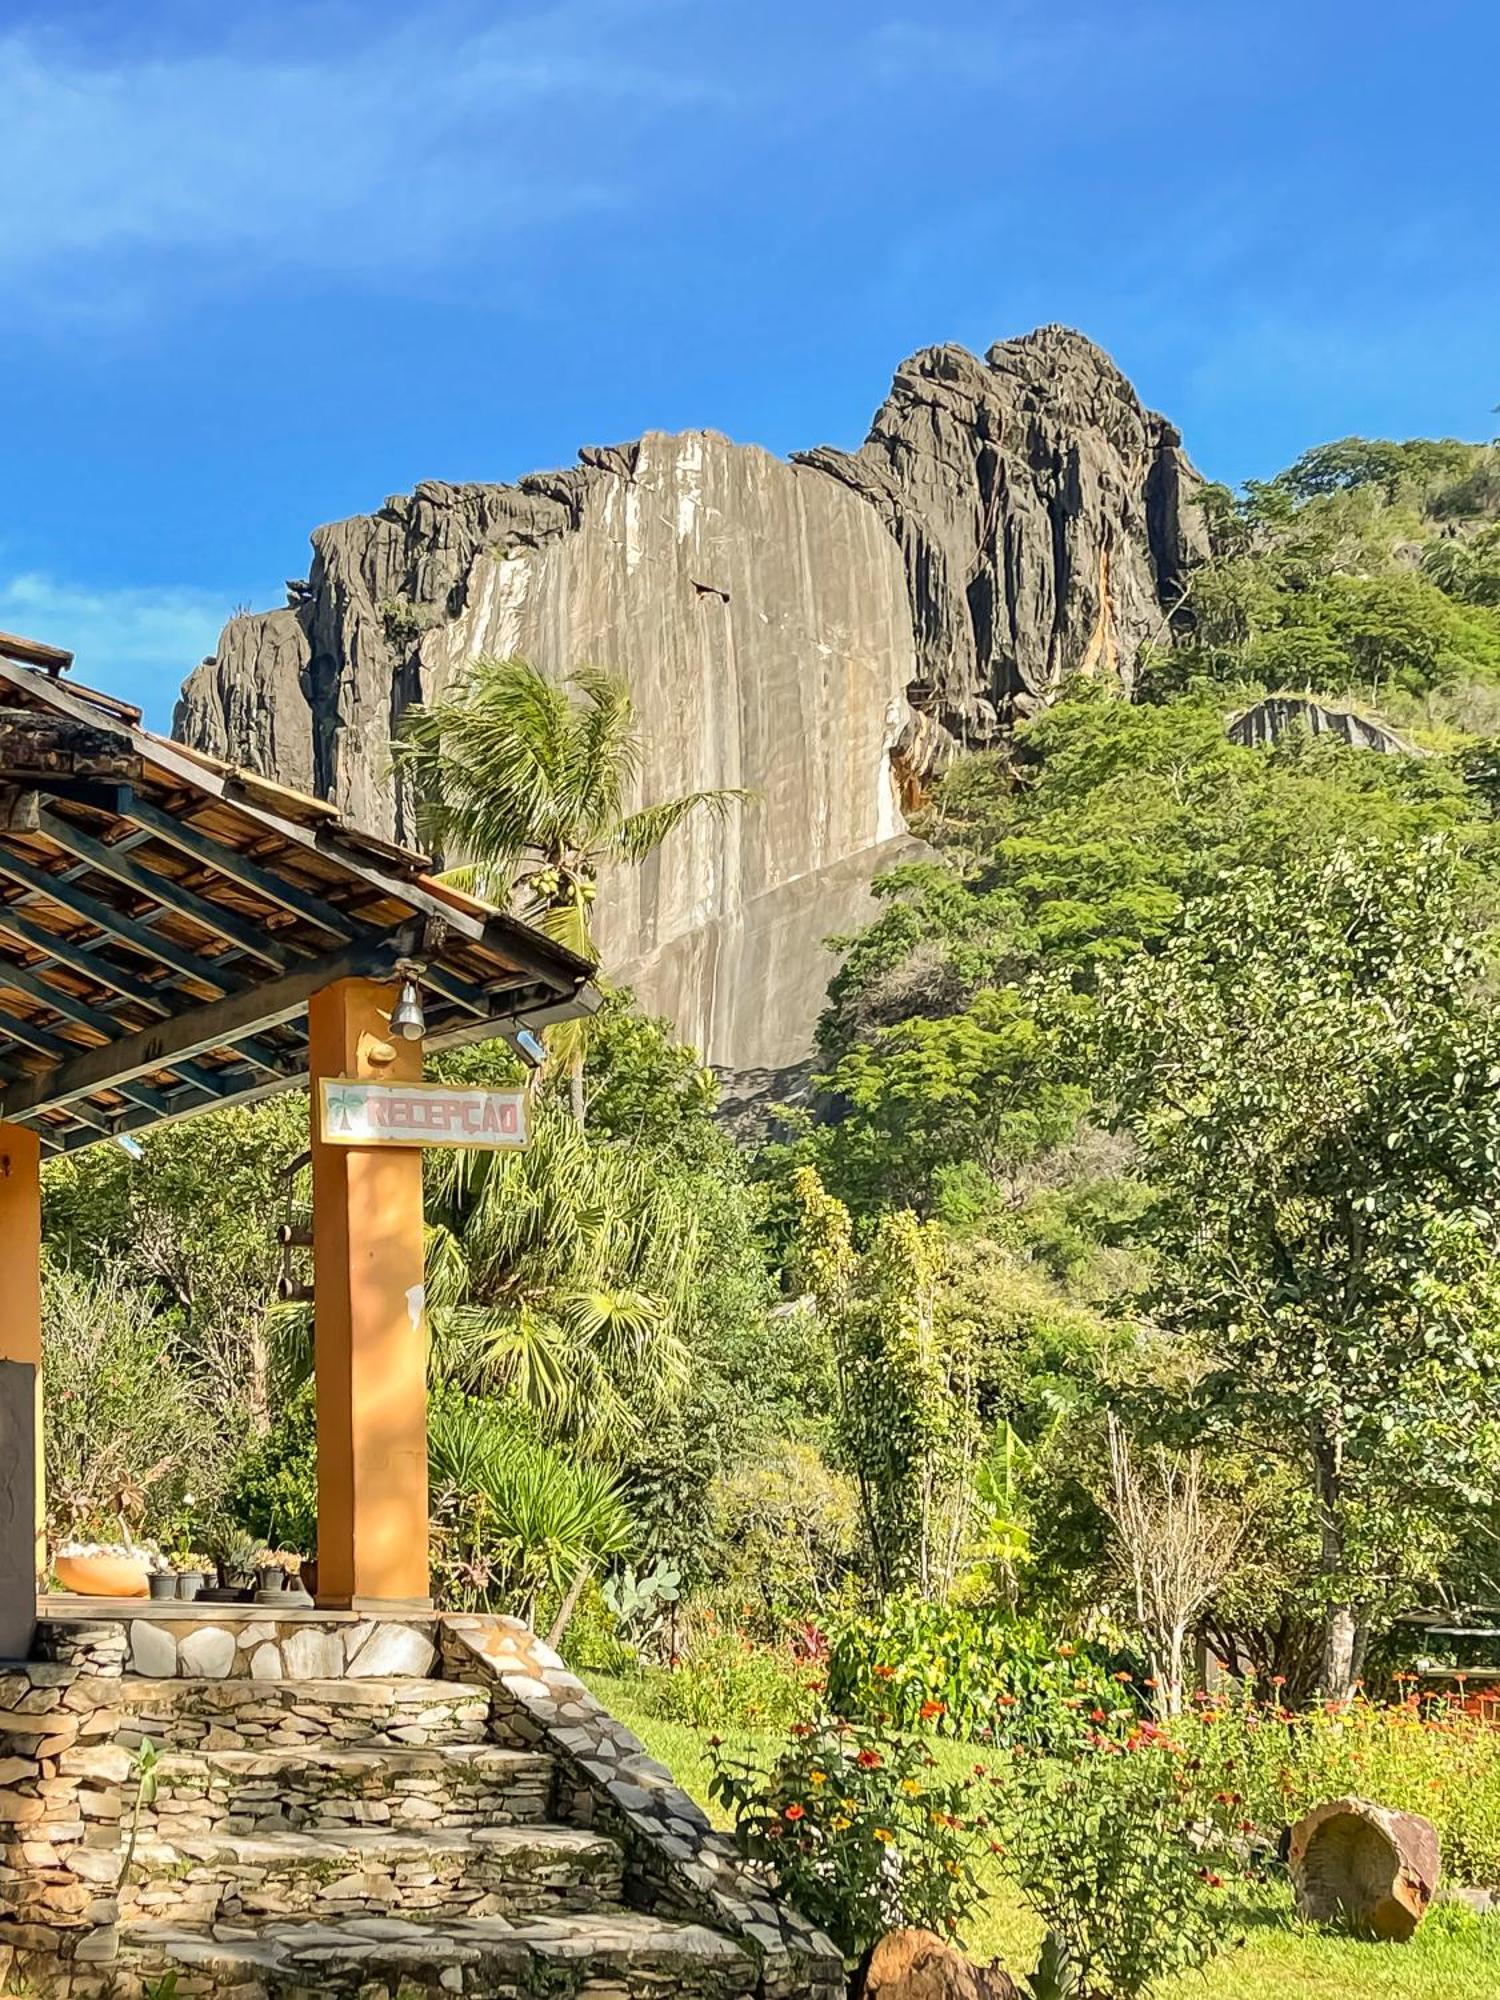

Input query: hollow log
[858,1929,1018,2000]
[1287,1796,1440,1940]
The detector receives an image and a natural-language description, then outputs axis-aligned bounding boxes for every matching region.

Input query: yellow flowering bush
[707,1715,983,1962]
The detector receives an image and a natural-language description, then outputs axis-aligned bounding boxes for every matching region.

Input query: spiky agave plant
[427,1391,632,1624]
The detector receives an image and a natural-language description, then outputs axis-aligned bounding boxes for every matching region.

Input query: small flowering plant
[989,1727,1249,2000]
[706,1714,983,1962]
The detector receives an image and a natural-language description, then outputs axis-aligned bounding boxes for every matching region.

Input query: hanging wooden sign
[318,1077,528,1149]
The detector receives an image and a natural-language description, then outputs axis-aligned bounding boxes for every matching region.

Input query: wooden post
[308,979,431,1608]
[0,1123,42,1657]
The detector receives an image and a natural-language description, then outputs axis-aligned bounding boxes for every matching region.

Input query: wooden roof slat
[0,654,596,1151]
[0,930,416,1122]
[0,631,73,674]
[40,805,298,972]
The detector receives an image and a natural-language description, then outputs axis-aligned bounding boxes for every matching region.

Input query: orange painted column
[0,1123,44,1581]
[308,978,431,1608]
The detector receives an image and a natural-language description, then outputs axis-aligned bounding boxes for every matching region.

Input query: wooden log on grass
[1287,1795,1440,1941]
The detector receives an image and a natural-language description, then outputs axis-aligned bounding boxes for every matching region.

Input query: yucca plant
[428,1390,633,1624]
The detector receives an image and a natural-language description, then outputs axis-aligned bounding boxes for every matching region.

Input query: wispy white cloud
[0,3,722,308]
[0,573,231,724]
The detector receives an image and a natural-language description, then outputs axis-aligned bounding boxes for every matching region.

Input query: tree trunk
[1314,1412,1358,1701]
[546,1561,592,1651]
[569,1050,587,1131]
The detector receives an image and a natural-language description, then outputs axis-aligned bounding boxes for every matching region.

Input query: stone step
[114,1676,491,1751]
[120,1823,624,1927]
[116,1910,758,1999]
[145,1743,556,1837]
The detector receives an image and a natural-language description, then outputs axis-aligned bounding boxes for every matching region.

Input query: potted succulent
[146,1552,177,1601]
[175,1555,213,1601]
[207,1527,262,1598]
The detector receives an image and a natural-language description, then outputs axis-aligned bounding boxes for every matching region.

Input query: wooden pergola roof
[0,644,596,1155]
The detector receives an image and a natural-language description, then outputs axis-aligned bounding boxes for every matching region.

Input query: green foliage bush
[223,1379,317,1553]
[708,1437,860,1636]
[42,1259,215,1544]
[709,1714,984,1962]
[826,1595,1129,1749]
[605,1622,818,1733]
[990,1732,1248,2000]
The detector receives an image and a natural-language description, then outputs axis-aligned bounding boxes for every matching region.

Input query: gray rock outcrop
[799,325,1208,737]
[1228,694,1420,756]
[174,326,1201,1072]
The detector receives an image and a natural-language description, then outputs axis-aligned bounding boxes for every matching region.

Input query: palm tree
[394,655,751,1123]
[424,1098,696,1445]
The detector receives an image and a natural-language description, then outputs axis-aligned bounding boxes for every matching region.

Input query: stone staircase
[2,1615,840,1999]
[108,1674,758,1998]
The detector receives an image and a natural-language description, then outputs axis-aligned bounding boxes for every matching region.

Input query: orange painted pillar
[0,1124,44,1582]
[308,978,431,1608]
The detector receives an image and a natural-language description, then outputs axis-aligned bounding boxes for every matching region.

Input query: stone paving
[120,1823,623,1925]
[146,1742,554,1837]
[114,1909,760,1998]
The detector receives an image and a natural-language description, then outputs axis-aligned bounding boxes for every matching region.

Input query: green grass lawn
[585,1674,1500,2000]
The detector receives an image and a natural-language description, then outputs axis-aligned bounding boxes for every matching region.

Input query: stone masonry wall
[0,1625,127,1999]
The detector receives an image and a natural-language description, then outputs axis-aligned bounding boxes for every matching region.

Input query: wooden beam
[0,633,73,674]
[38,807,296,971]
[0,898,173,1013]
[0,952,262,1108]
[122,795,360,942]
[0,846,246,998]
[0,928,417,1120]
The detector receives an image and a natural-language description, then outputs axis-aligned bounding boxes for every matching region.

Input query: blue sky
[3,0,1496,725]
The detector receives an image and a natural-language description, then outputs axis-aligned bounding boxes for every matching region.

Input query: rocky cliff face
[175,326,1202,1073]
[799,326,1207,738]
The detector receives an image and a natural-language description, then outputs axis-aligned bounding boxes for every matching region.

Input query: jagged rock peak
[798,324,1207,739]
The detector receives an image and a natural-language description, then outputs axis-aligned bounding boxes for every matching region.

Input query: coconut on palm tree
[394,654,751,1123]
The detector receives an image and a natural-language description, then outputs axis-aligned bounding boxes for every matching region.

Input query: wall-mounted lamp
[511,1026,547,1071]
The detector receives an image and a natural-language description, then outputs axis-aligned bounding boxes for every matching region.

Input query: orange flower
[784,1803,805,1822]
[856,1749,883,1770]
[919,1700,946,1721]
[873,1665,896,1680]
[873,1827,893,1844]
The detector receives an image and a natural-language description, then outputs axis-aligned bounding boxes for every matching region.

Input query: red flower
[856,1749,883,1770]
[784,1803,805,1822]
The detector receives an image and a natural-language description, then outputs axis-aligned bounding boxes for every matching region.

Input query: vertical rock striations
[174,326,1202,1071]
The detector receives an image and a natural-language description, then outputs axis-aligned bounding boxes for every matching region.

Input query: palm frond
[608,788,756,865]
